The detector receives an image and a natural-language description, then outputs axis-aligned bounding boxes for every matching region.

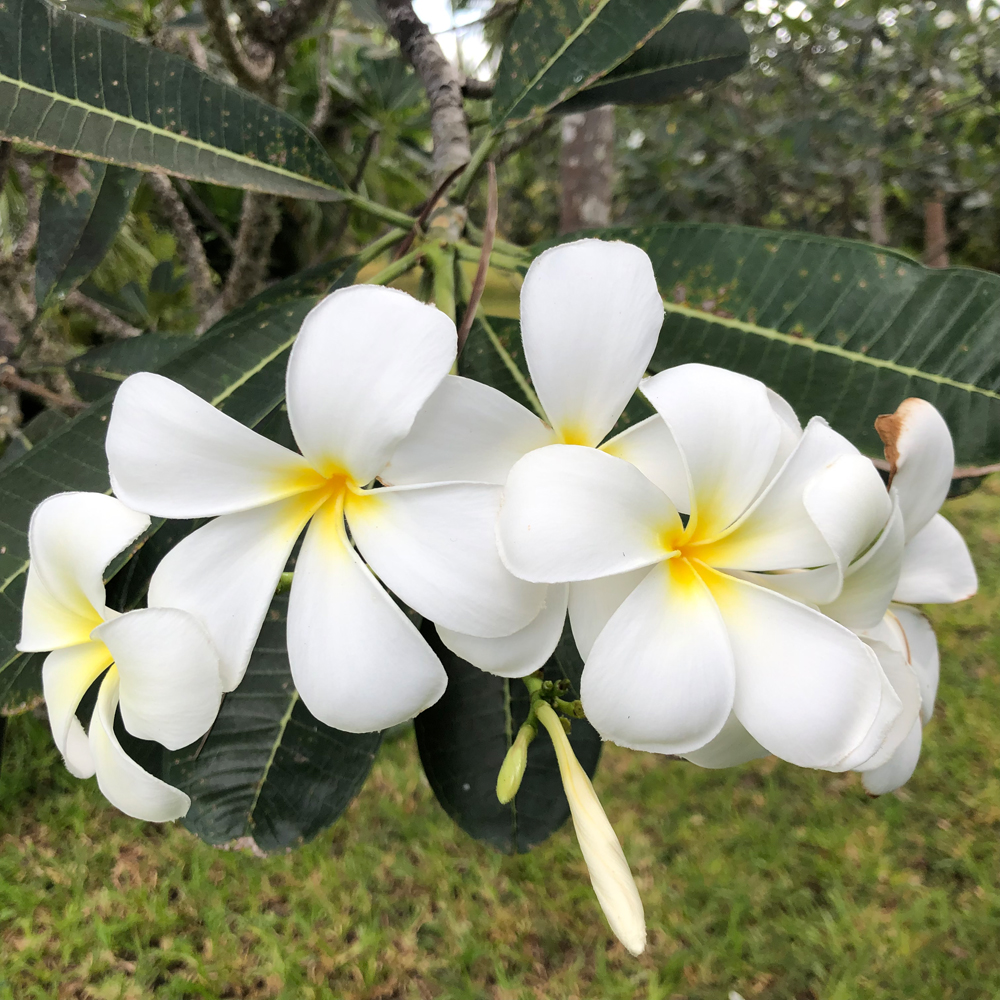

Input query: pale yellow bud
[496,722,534,804]
[536,702,646,956]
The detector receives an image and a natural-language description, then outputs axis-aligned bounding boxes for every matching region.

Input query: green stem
[452,134,500,204]
[465,222,529,260]
[365,247,423,287]
[355,227,408,268]
[454,240,526,273]
[343,191,415,228]
[423,243,457,322]
[477,313,545,420]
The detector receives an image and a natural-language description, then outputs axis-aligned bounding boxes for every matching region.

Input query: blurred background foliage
[4,0,1000,457]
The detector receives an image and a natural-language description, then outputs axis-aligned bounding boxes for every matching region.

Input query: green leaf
[414,619,601,855]
[66,332,198,403]
[554,10,750,114]
[0,259,356,707]
[163,592,382,853]
[0,0,346,199]
[491,0,683,129]
[536,223,1000,466]
[35,162,140,306]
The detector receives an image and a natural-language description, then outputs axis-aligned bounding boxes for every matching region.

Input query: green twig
[365,247,423,286]
[452,134,500,203]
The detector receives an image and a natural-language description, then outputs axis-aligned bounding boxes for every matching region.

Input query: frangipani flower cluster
[19,237,977,956]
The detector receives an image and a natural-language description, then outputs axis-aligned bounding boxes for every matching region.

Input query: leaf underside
[554,10,750,114]
[414,619,601,855]
[492,0,683,129]
[0,0,345,198]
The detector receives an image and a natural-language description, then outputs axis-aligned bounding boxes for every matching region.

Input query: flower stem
[452,133,500,204]
[365,247,424,287]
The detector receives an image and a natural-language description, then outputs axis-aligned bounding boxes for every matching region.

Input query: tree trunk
[866,160,888,246]
[924,197,949,267]
[559,106,615,234]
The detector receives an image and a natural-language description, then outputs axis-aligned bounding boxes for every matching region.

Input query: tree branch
[202,0,275,92]
[376,0,471,184]
[65,291,143,339]
[10,159,41,268]
[146,172,217,311]
[461,76,495,100]
[0,368,84,411]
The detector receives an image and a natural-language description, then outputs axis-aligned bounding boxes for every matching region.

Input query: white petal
[890,604,940,724]
[640,364,781,540]
[42,641,112,778]
[698,418,858,571]
[601,415,689,513]
[92,608,223,751]
[107,373,321,518]
[89,670,192,822]
[286,285,456,485]
[837,637,916,773]
[821,499,906,630]
[862,718,923,795]
[520,239,663,447]
[346,483,545,639]
[700,564,884,769]
[728,564,843,607]
[148,491,325,691]
[580,559,735,755]
[287,497,447,733]
[803,453,893,571]
[437,584,569,678]
[537,702,646,956]
[682,712,768,769]
[568,568,651,661]
[876,397,954,540]
[382,375,555,487]
[893,513,977,604]
[498,445,677,583]
[18,493,150,652]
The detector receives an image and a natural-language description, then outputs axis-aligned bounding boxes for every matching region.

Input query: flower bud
[536,703,646,956]
[496,721,535,804]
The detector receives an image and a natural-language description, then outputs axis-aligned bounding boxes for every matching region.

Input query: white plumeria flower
[384,238,665,677]
[105,285,544,734]
[535,701,646,956]
[497,363,906,772]
[17,492,223,822]
[828,398,977,794]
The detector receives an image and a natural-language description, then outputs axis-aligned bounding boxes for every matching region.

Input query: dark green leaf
[163,592,382,853]
[0,259,356,707]
[35,162,140,306]
[67,332,198,403]
[555,10,749,114]
[0,0,346,199]
[538,223,1000,465]
[414,619,601,855]
[491,0,683,129]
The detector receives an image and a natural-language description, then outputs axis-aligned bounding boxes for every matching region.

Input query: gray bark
[559,106,615,234]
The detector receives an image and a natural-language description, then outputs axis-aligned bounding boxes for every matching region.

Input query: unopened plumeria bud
[535,702,646,956]
[496,720,535,804]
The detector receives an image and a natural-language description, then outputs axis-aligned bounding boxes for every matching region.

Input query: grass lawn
[1,480,999,1000]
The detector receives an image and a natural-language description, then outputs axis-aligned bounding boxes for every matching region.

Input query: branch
[376,0,471,184]
[205,193,281,328]
[202,0,275,92]
[65,291,143,339]
[457,161,496,354]
[461,76,495,100]
[146,172,216,311]
[0,368,85,411]
[10,159,41,268]
[174,178,236,253]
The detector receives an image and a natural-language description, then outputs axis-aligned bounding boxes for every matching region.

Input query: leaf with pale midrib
[531,223,1000,465]
[491,0,683,129]
[0,0,345,199]
[163,592,382,853]
[554,10,750,114]
[35,162,140,306]
[0,259,356,709]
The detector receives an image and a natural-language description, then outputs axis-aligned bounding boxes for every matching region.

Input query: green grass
[2,482,1000,1000]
